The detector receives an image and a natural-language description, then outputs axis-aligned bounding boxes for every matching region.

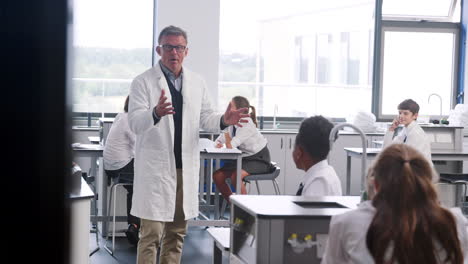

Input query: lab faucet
[428,93,442,117]
[329,123,367,197]
[272,104,279,129]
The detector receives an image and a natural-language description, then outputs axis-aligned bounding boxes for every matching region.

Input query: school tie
[403,135,407,143]
[296,183,304,196]
[232,126,237,137]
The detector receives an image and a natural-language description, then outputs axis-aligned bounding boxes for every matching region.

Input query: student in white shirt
[322,144,468,264]
[103,95,140,246]
[383,99,433,168]
[292,115,342,196]
[213,96,272,203]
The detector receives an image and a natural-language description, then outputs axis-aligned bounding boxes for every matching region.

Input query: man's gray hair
[158,25,188,44]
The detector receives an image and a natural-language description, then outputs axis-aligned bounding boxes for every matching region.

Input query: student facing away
[213,96,273,203]
[293,115,342,196]
[103,95,140,245]
[322,144,468,264]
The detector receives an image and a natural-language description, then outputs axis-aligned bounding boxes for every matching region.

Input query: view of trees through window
[72,0,153,125]
[73,47,151,114]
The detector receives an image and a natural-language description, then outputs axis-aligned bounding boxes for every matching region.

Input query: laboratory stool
[437,173,468,215]
[220,162,281,218]
[243,161,281,195]
[104,172,134,255]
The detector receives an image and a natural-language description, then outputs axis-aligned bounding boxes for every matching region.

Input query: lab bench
[229,195,360,264]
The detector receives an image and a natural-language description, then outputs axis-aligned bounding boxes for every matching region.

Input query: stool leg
[255,180,261,194]
[112,184,117,254]
[273,179,281,195]
[104,184,115,255]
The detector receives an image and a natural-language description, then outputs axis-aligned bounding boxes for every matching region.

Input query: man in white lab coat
[128,25,248,264]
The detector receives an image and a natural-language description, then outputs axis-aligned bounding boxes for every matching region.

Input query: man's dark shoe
[125,224,139,246]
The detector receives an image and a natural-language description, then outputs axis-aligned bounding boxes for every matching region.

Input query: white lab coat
[321,201,468,264]
[301,160,342,196]
[128,65,222,221]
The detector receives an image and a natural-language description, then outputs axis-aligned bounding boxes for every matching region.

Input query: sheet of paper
[204,147,241,154]
[199,138,216,151]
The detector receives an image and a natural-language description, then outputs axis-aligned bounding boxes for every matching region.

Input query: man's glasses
[159,44,187,53]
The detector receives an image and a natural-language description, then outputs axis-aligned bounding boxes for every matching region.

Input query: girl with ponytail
[322,144,468,264]
[213,96,273,202]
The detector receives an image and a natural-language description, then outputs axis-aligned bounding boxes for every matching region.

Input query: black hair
[124,95,129,113]
[295,115,334,160]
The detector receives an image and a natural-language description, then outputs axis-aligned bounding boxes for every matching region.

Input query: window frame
[372,19,460,121]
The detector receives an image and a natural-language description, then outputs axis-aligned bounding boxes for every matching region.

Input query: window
[374,0,461,120]
[379,26,458,118]
[72,0,154,126]
[382,0,459,21]
[219,0,375,118]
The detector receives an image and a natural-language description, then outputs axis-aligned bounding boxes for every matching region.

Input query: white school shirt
[103,112,135,171]
[301,160,342,196]
[321,201,468,264]
[382,121,438,181]
[383,121,432,166]
[215,117,267,157]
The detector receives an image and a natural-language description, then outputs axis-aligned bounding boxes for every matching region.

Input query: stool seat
[242,162,281,195]
[243,165,280,182]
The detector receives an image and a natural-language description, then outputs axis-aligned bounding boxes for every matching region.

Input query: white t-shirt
[103,112,135,171]
[301,160,342,196]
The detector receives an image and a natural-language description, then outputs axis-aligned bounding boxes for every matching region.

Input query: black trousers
[105,159,140,227]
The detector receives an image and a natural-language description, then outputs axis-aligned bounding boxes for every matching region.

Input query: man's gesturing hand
[154,89,175,118]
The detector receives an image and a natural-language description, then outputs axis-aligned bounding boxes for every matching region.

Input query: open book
[198,138,241,154]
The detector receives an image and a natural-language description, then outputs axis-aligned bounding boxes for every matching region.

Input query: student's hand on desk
[389,117,400,132]
[223,102,249,127]
[215,142,223,148]
[154,89,175,118]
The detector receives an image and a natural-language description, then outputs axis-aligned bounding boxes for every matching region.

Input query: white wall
[156,0,220,107]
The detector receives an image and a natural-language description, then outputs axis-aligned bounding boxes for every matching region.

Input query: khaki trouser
[137,169,188,264]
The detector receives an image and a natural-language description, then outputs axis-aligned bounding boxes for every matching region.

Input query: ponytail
[232,96,258,127]
[250,105,258,127]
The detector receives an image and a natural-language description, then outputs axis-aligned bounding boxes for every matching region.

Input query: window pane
[381,31,455,117]
[72,0,153,116]
[219,0,375,118]
[383,0,454,18]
